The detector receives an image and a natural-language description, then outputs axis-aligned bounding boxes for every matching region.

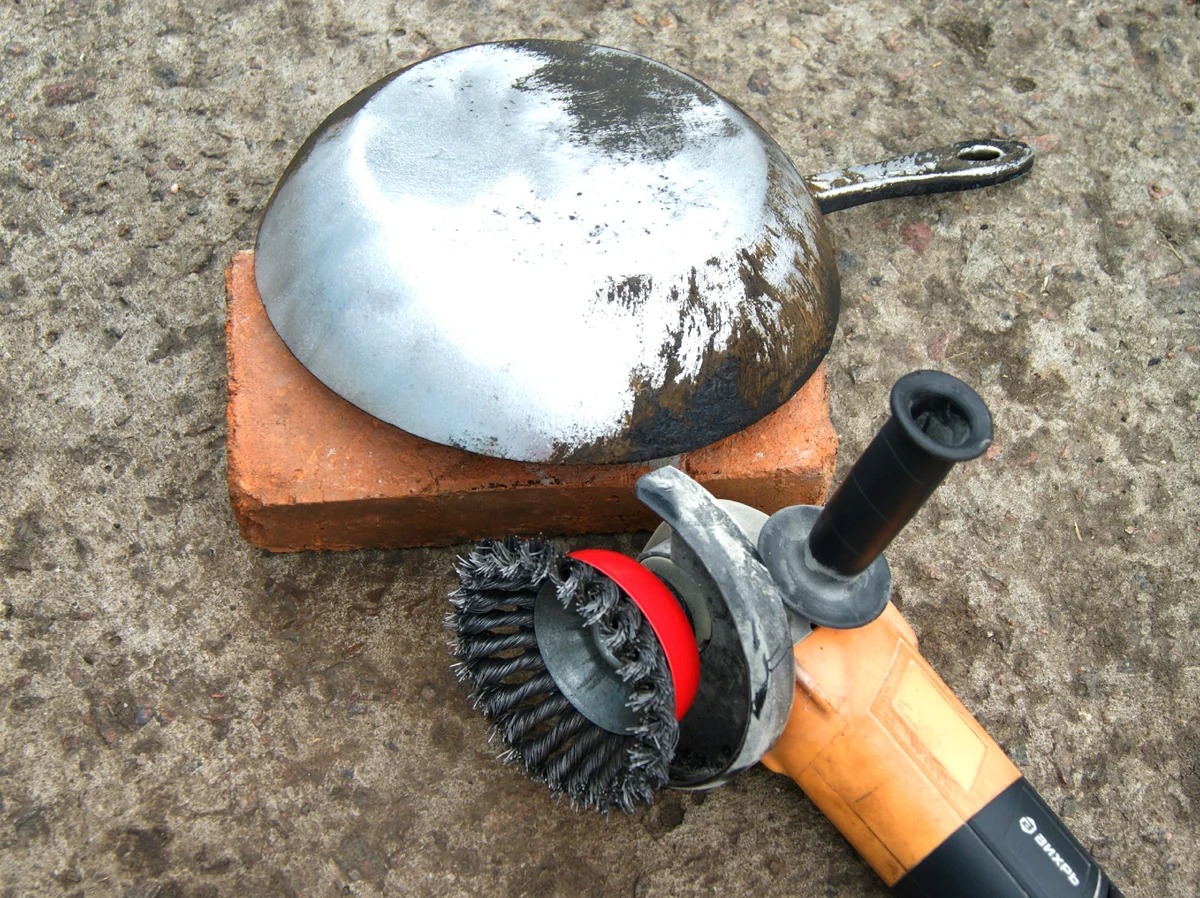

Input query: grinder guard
[635,468,795,788]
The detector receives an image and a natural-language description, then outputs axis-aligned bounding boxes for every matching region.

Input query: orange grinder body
[763,603,1021,886]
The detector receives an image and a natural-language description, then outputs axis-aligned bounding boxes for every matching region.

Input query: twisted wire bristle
[447,536,678,812]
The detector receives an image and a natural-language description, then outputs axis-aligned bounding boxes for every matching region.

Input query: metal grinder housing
[451,371,1123,898]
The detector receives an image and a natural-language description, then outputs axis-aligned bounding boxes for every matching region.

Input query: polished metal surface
[256,40,1033,464]
[255,40,838,464]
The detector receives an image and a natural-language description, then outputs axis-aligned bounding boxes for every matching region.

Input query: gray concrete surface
[1,1,1196,896]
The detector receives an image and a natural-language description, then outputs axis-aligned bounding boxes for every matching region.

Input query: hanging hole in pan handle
[804,138,1035,214]
[956,143,1006,162]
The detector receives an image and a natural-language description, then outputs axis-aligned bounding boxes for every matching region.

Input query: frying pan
[255,40,1032,464]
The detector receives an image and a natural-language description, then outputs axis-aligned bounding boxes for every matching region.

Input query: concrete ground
[2,1,1196,896]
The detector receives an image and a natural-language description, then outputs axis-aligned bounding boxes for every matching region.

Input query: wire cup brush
[449,371,1124,898]
[448,539,698,812]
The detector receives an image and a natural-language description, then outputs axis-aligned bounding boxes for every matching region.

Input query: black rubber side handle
[808,370,994,578]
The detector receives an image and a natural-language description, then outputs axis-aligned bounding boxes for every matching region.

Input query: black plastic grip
[808,370,993,577]
[894,777,1124,898]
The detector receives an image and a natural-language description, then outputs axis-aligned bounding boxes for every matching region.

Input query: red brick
[225,251,836,550]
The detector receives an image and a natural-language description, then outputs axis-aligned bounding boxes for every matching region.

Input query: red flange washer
[568,548,700,720]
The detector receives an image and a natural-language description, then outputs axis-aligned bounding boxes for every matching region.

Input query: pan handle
[803,139,1034,215]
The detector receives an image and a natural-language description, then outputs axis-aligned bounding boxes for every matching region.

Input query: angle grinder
[449,370,1124,897]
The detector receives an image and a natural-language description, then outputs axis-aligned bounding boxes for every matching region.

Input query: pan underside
[254,40,838,464]
[255,41,835,463]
